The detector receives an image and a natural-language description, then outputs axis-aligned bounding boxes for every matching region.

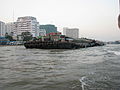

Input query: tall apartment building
[17,16,39,37]
[5,22,17,36]
[0,21,6,37]
[39,29,46,36]
[63,27,79,39]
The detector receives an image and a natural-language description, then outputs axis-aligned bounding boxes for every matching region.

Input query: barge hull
[24,41,80,49]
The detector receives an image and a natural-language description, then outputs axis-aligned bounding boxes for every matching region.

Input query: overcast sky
[0,0,119,41]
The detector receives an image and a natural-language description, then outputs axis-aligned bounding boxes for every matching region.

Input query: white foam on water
[114,51,120,55]
[79,76,87,90]
[107,50,120,55]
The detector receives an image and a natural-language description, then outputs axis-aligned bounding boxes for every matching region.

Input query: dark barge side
[24,41,82,49]
[24,40,104,49]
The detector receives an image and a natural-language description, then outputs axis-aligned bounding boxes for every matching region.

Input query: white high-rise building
[0,21,5,37]
[5,22,17,36]
[39,29,46,36]
[17,16,40,37]
[63,27,79,39]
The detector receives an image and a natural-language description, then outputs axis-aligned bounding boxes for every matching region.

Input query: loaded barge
[24,32,105,49]
[24,40,104,49]
[24,41,81,49]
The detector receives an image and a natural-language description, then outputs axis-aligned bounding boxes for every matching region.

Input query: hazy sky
[0,0,119,41]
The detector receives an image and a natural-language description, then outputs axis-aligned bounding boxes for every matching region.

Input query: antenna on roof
[13,9,14,22]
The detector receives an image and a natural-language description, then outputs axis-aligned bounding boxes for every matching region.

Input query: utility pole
[13,9,14,22]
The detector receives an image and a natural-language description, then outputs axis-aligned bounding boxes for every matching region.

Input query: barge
[24,32,105,49]
[24,41,82,49]
[24,40,104,49]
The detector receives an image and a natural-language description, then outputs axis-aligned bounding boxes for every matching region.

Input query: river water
[0,44,120,90]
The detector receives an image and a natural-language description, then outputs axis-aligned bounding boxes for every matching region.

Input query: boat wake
[79,76,87,90]
[107,50,120,55]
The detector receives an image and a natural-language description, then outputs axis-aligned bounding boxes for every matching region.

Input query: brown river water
[0,44,120,90]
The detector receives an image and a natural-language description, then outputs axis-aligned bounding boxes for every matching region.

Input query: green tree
[21,32,33,41]
[5,32,14,41]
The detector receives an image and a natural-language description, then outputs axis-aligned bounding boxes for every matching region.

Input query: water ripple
[0,45,120,90]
